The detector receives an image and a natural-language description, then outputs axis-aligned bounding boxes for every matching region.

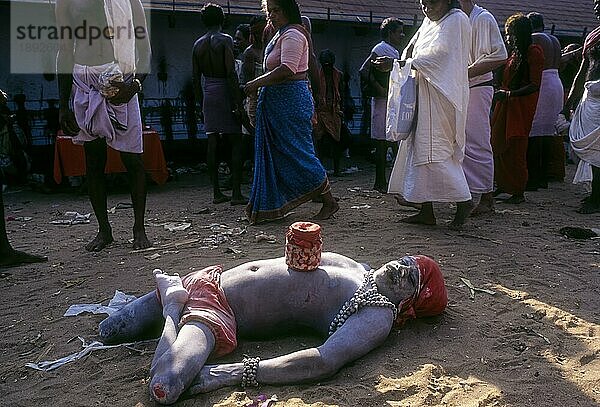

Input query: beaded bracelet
[241,356,260,388]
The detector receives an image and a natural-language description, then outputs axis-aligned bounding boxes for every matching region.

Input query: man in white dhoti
[527,12,566,189]
[565,0,600,214]
[56,0,152,251]
[375,0,473,229]
[458,1,507,216]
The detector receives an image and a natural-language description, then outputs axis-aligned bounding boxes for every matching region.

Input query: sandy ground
[0,159,599,407]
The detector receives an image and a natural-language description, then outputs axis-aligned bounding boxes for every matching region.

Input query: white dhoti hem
[388,138,472,203]
[463,86,494,194]
[530,69,564,137]
[370,97,388,140]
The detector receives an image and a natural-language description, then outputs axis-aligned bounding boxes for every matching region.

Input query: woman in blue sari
[243,0,339,224]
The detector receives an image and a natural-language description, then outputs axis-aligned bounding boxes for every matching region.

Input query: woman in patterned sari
[243,0,339,224]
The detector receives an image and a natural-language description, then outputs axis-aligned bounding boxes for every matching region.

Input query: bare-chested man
[565,0,600,213]
[359,18,404,194]
[241,15,267,128]
[526,12,566,189]
[98,252,447,404]
[0,90,47,267]
[193,3,246,205]
[56,0,152,252]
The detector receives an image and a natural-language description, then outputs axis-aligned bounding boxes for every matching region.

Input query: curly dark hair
[380,18,403,40]
[527,12,544,32]
[505,13,534,88]
[261,0,302,25]
[249,14,266,28]
[506,13,532,56]
[200,3,224,27]
[236,24,250,40]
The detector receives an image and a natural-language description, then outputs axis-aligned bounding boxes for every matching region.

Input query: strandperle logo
[10,0,151,74]
[15,19,148,45]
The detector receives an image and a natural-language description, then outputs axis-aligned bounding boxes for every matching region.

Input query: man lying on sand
[99,252,448,404]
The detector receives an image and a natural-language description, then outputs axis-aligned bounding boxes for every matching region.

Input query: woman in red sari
[491,13,544,204]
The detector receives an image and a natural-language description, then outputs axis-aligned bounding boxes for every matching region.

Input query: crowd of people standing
[203,0,599,231]
[369,0,599,227]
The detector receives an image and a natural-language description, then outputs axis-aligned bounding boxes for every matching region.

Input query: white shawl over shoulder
[404,9,471,165]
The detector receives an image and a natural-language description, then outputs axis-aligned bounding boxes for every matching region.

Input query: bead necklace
[328,270,397,336]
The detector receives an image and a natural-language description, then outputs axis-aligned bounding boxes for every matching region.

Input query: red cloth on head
[395,255,448,327]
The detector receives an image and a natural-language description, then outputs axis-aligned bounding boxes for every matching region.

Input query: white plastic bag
[386,60,417,142]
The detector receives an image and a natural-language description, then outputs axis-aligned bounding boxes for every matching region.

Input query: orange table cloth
[53,129,169,185]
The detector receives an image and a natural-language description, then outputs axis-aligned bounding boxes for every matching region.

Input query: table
[53,129,169,185]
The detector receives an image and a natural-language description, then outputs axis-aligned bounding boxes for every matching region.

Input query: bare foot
[469,199,494,216]
[0,249,47,267]
[502,195,525,204]
[133,229,152,250]
[470,195,494,216]
[577,200,600,214]
[312,200,340,220]
[85,230,114,252]
[449,200,474,230]
[393,195,422,210]
[470,204,494,217]
[373,183,388,194]
[230,195,248,206]
[153,269,188,308]
[400,212,436,225]
[313,195,340,203]
[213,193,231,204]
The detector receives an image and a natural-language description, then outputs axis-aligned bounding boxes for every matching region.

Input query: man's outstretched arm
[189,307,394,393]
